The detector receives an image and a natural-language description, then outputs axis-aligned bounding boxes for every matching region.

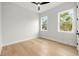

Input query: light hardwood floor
[1,38,78,56]
[0,49,1,55]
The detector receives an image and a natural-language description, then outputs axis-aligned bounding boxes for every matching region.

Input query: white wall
[0,2,2,54]
[39,2,77,46]
[77,3,79,32]
[0,2,2,45]
[77,2,79,55]
[2,2,39,46]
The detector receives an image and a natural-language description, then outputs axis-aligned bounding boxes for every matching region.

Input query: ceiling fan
[32,2,50,11]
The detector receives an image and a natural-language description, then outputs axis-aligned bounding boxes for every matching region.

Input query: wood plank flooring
[0,49,1,55]
[1,38,78,56]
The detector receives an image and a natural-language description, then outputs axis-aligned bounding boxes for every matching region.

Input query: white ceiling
[39,2,64,13]
[14,2,64,13]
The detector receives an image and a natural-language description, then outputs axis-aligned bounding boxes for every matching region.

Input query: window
[58,9,75,33]
[41,16,48,31]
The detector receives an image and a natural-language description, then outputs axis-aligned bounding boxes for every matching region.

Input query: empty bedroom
[0,2,79,56]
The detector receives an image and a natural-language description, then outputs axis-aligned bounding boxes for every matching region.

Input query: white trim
[2,36,38,47]
[40,35,76,47]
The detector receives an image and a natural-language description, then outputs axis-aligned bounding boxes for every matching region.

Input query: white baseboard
[39,35,76,47]
[2,36,38,47]
[1,35,76,47]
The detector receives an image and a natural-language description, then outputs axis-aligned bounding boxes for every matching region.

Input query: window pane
[41,16,48,31]
[58,9,74,32]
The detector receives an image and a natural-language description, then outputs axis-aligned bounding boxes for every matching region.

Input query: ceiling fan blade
[32,2,38,5]
[32,2,50,5]
[40,2,50,5]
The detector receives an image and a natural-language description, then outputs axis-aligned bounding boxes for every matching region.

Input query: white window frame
[58,9,75,33]
[40,16,48,31]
